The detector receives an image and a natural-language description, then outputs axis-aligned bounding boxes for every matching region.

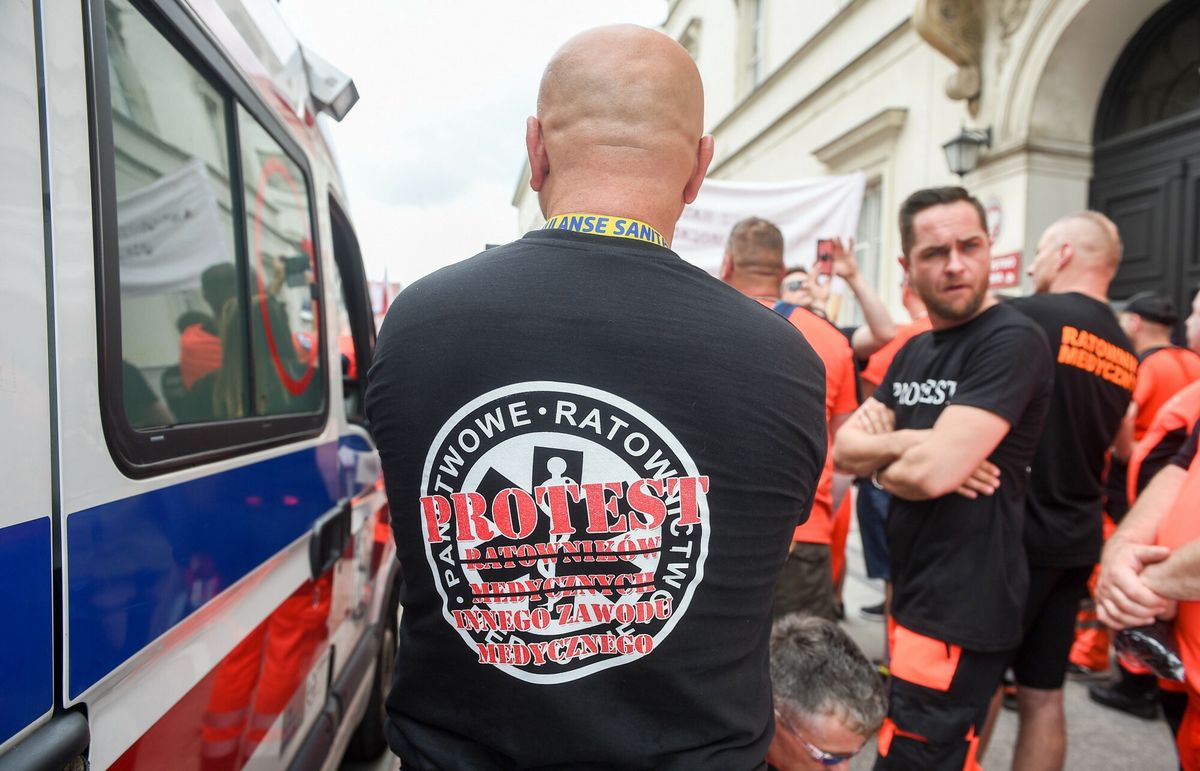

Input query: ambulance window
[104,0,246,428]
[328,196,373,424]
[235,107,323,417]
[95,0,328,472]
[330,261,360,420]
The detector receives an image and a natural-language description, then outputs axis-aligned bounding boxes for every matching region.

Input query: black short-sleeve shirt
[875,303,1053,651]
[1007,293,1135,566]
[365,228,827,770]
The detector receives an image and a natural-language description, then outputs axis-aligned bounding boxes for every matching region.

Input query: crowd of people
[362,22,1200,771]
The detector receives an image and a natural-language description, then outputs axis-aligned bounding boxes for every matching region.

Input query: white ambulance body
[0,0,398,769]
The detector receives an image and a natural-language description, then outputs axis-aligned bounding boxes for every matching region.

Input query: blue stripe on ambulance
[66,443,344,698]
[0,517,53,745]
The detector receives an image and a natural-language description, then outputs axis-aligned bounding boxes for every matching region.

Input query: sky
[279,0,670,287]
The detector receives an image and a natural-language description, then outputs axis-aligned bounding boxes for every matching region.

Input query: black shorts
[1011,565,1093,689]
[875,623,1011,771]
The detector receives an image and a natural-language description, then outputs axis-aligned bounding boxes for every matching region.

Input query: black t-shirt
[365,228,827,771]
[875,303,1052,651]
[1140,427,1193,493]
[1007,293,1135,567]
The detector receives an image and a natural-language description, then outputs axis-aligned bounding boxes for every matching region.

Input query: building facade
[513,0,1199,318]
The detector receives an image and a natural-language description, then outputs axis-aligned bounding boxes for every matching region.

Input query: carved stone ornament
[913,0,984,116]
[1000,0,1032,39]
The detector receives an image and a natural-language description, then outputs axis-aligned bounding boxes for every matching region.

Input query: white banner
[117,158,229,297]
[673,173,866,274]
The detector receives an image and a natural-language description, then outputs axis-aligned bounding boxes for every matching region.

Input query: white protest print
[892,378,958,406]
[419,382,710,684]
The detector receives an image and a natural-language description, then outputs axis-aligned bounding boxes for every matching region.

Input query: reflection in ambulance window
[237,106,322,417]
[106,0,246,428]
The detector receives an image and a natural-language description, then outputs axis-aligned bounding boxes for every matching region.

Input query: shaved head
[537,25,704,148]
[526,25,713,242]
[1049,211,1123,270]
[1028,209,1123,296]
[727,217,785,276]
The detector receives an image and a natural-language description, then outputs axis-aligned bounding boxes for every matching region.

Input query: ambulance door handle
[310,498,351,579]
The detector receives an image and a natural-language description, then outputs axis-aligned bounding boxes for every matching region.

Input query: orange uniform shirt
[860,316,934,388]
[1132,346,1200,440]
[1155,435,1200,756]
[760,301,857,544]
[1128,380,1200,503]
[179,323,223,389]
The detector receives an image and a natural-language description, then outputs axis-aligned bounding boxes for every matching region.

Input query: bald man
[365,26,827,770]
[999,212,1135,771]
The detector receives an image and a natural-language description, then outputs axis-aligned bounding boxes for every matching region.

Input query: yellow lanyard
[543,212,668,248]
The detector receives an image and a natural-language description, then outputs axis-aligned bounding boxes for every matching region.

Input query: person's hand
[955,459,1000,499]
[854,400,895,435]
[830,237,858,281]
[810,275,832,306]
[1096,539,1172,629]
[268,255,286,295]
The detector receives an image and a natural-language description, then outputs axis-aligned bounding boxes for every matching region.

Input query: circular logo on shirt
[419,381,710,683]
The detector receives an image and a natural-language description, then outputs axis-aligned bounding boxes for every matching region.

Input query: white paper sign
[673,173,866,274]
[117,158,229,297]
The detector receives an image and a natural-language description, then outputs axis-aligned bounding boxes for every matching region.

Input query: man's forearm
[1142,540,1200,601]
[877,441,954,500]
[846,273,896,358]
[832,427,925,477]
[1107,465,1186,553]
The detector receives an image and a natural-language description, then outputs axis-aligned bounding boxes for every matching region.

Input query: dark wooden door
[1182,149,1200,303]
[1089,0,1200,322]
[1092,116,1200,322]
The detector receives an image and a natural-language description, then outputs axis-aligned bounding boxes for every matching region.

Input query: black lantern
[942,126,993,178]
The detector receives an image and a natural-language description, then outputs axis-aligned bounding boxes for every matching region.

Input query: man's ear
[719,251,734,282]
[526,116,548,192]
[1057,243,1074,272]
[683,135,715,205]
[897,254,911,276]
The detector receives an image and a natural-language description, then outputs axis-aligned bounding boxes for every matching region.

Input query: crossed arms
[1096,464,1200,629]
[832,397,1011,501]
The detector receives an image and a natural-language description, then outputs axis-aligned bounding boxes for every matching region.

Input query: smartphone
[282,254,312,287]
[815,239,835,282]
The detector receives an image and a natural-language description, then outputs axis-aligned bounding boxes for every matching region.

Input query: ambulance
[1,0,399,768]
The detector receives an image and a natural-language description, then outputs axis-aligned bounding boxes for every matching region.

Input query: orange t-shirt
[760,301,857,544]
[1154,434,1200,704]
[1128,380,1200,504]
[860,316,934,388]
[179,323,223,389]
[1132,347,1200,440]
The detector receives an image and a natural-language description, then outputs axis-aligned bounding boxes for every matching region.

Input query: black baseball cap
[1116,291,1178,325]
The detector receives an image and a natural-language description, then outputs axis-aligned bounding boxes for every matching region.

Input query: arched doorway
[1092,0,1200,315]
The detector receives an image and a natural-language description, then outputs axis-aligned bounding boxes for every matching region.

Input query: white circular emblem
[419,381,710,683]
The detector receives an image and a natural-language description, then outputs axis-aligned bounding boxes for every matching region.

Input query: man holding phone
[722,217,857,622]
[780,237,897,359]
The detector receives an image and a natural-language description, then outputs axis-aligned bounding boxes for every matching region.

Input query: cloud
[350,179,525,288]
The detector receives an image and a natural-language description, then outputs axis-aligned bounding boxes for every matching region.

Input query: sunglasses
[775,708,864,767]
[783,279,808,292]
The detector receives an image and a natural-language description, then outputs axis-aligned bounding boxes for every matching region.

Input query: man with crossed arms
[834,186,1052,770]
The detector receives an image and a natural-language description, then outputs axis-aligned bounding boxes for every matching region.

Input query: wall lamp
[942,126,993,177]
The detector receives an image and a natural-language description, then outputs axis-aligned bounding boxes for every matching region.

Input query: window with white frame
[846,180,883,327]
[738,0,765,96]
